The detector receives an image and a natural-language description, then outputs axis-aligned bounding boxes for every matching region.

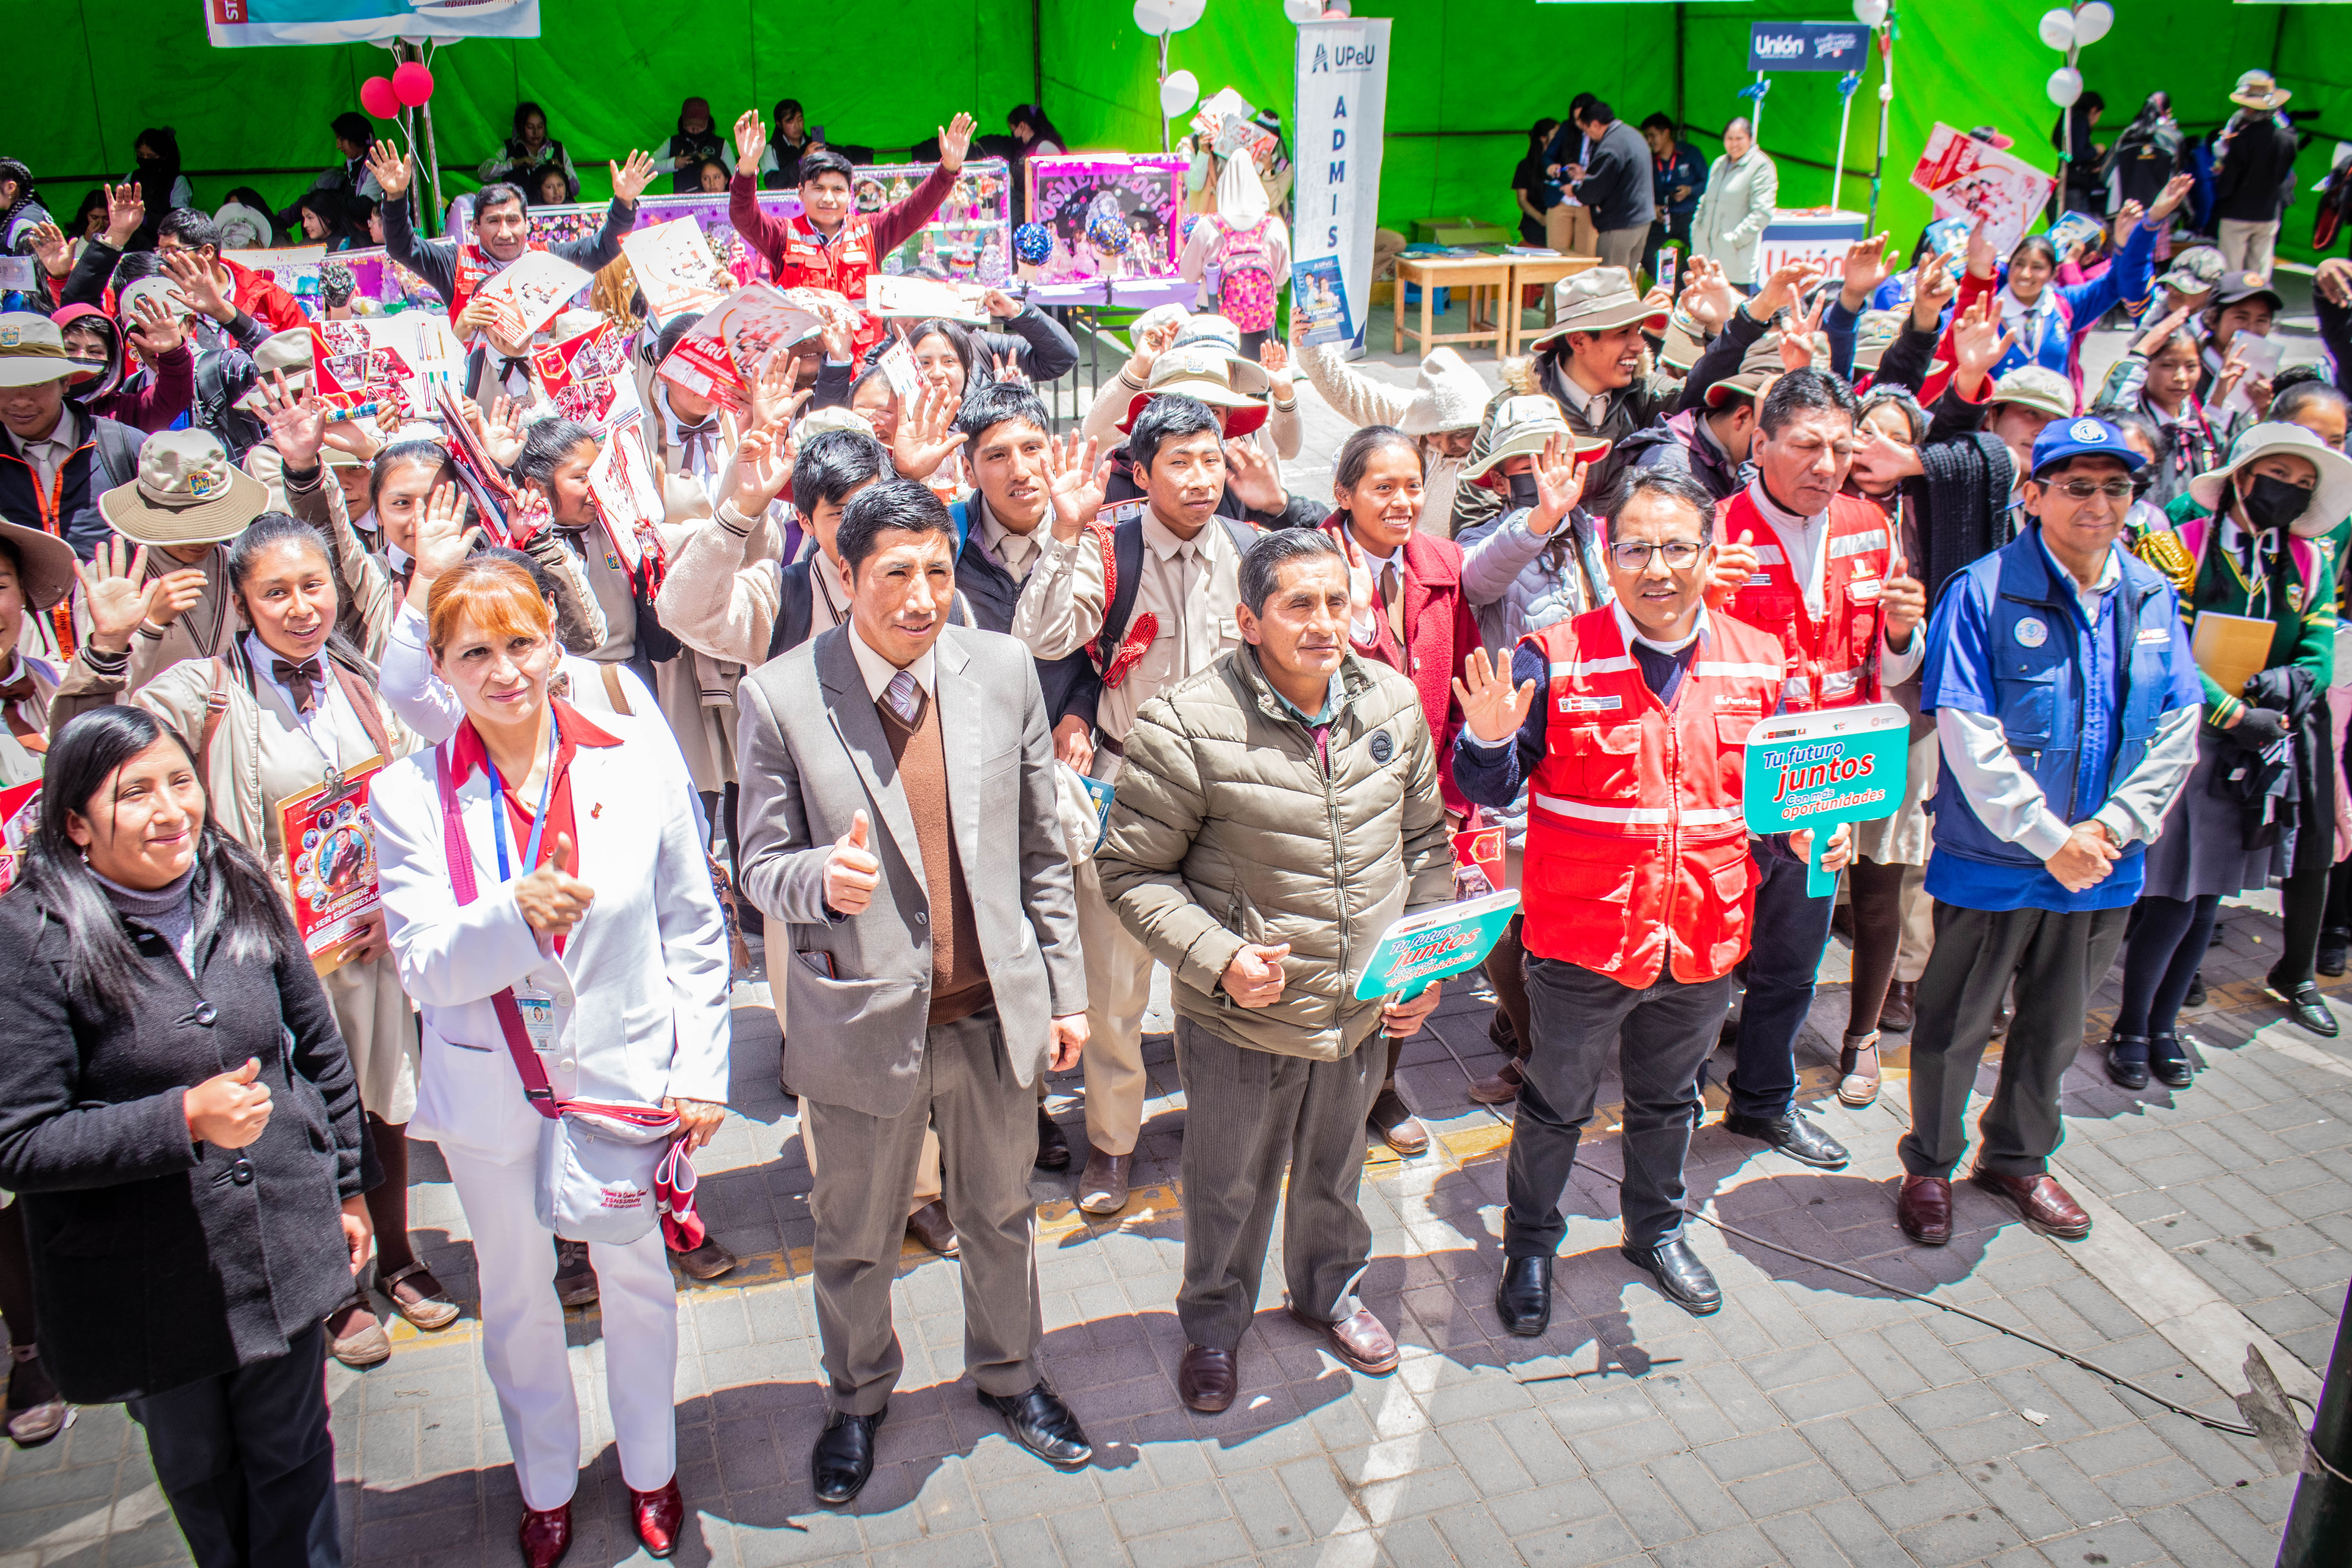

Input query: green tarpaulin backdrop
[12,2,2352,265]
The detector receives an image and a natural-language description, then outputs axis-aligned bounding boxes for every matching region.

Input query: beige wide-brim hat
[0,517,80,611]
[1462,395,1610,479]
[234,327,317,411]
[0,312,73,389]
[1122,343,1269,437]
[1169,313,1270,396]
[99,430,272,548]
[797,405,877,441]
[1525,267,1670,352]
[1396,347,1490,436]
[2189,422,2352,539]
[1657,309,1707,372]
[2230,71,2292,112]
[1989,365,2076,422]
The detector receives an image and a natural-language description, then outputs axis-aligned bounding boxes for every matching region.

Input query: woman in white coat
[1689,119,1778,289]
[372,558,730,1568]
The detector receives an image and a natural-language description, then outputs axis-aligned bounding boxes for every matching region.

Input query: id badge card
[514,987,558,1053]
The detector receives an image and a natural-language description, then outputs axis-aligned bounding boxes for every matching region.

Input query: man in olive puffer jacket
[1096,528,1454,1418]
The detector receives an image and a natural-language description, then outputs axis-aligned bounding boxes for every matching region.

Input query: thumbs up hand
[1880,546,1927,650]
[184,1057,274,1148]
[515,831,596,939]
[1707,528,1760,608]
[824,809,883,916]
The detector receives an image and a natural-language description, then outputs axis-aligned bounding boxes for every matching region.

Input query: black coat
[1575,120,1658,234]
[2212,115,2301,226]
[0,882,366,1403]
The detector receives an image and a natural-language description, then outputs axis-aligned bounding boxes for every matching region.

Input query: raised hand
[405,483,479,610]
[1042,430,1106,539]
[728,424,794,517]
[515,832,595,938]
[1125,314,1183,383]
[750,354,807,428]
[733,110,767,172]
[73,537,161,652]
[889,382,968,482]
[257,372,328,469]
[823,810,882,916]
[162,249,237,325]
[1752,260,1826,324]
[1780,290,1829,371]
[1949,296,2018,396]
[183,1058,272,1148]
[981,287,1022,319]
[1839,231,1893,310]
[938,111,978,173]
[125,289,186,356]
[1222,437,1287,514]
[1257,337,1291,381]
[1526,433,1592,536]
[1451,646,1537,743]
[103,181,145,249]
[24,221,70,279]
[2112,200,2146,249]
[1964,214,1997,280]
[1221,942,1290,1008]
[366,142,412,201]
[1911,249,1958,331]
[1680,254,1735,334]
[989,347,1029,387]
[611,150,660,206]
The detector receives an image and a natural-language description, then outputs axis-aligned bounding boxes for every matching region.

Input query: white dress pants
[442,1145,681,1511]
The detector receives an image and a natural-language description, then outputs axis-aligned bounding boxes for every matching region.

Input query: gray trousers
[1174,1016,1384,1353]
[1509,957,1729,1255]
[1899,902,2129,1180]
[1595,226,1648,274]
[804,1009,1042,1414]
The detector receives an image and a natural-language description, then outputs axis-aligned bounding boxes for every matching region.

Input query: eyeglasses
[2045,479,2137,501]
[1609,539,1706,572]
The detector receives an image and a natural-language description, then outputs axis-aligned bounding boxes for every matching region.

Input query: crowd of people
[0,63,2346,1568]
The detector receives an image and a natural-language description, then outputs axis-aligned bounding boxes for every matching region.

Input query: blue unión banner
[1747,21,1871,72]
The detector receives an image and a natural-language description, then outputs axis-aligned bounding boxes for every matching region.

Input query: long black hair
[17,706,286,1010]
[1334,424,1422,497]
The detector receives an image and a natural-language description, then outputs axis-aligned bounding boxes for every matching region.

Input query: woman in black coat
[0,706,369,1568]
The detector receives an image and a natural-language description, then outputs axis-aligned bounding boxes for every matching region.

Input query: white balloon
[1853,0,1887,26]
[1283,0,1323,19]
[2047,65,2083,108]
[1134,0,1174,34]
[2073,0,2113,45]
[2036,6,2075,50]
[1168,0,1207,26]
[1160,69,1200,119]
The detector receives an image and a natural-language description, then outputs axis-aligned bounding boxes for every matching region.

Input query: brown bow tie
[273,658,324,716]
[0,674,43,755]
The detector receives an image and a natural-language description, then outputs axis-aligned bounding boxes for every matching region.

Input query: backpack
[1087,507,1257,688]
[1205,216,1279,334]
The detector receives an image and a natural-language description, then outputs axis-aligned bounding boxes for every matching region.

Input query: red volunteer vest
[771,212,886,358]
[1521,606,1788,987]
[447,239,552,328]
[1715,489,1892,712]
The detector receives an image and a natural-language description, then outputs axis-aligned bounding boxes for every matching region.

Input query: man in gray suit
[736,479,1093,1504]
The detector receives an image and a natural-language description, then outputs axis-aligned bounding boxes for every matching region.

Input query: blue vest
[1931,528,2183,877]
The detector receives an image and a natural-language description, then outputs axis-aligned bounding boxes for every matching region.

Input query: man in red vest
[730,109,977,363]
[1454,465,1851,1327]
[1703,369,1926,1172]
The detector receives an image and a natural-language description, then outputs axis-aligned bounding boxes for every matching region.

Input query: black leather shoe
[1719,1111,1849,1169]
[2268,975,2341,1038]
[1619,1236,1722,1316]
[2322,932,2350,978]
[2104,1031,2150,1090]
[1034,1107,1070,1170]
[811,1408,885,1504]
[2185,971,2207,1008]
[1494,1256,1553,1337]
[2149,1034,2194,1090]
[978,1382,1093,1468]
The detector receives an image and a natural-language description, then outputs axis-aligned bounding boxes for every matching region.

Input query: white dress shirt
[846,621,936,705]
[245,631,356,766]
[6,405,79,495]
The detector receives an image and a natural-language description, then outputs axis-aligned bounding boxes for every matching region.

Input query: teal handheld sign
[1742,702,1910,897]
[1354,888,1521,1001]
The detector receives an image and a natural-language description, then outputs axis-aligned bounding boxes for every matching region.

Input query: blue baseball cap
[2031,416,2145,478]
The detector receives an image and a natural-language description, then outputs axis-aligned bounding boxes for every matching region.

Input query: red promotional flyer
[0,779,40,894]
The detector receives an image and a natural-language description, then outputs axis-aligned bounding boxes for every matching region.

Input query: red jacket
[223,258,307,334]
[727,165,958,358]
[1322,516,1479,813]
[1521,606,1787,987]
[1713,487,1894,713]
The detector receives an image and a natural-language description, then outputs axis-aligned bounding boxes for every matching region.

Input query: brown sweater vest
[878,688,993,1025]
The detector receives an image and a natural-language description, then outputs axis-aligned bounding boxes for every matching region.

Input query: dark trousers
[1174,1016,1383,1352]
[1899,901,2129,1179]
[1508,957,1730,1255]
[1726,849,1835,1120]
[126,1321,340,1568]
[2117,893,2222,1039]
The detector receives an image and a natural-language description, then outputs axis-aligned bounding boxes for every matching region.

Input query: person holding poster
[1096,528,1452,1412]
[1898,417,2200,1248]
[59,497,452,1371]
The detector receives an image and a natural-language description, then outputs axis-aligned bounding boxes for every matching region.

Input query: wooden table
[1503,254,1601,356]
[1392,255,1515,358]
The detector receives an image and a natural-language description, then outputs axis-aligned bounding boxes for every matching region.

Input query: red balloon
[359,76,401,120]
[392,62,435,108]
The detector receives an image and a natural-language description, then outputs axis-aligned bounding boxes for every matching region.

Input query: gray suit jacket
[735,622,1086,1119]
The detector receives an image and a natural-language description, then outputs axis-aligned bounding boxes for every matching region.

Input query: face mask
[1506,471,1541,510]
[2242,472,2312,536]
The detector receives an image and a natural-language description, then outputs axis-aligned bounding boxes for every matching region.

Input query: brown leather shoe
[1897,1175,1952,1246]
[1467,1059,1524,1105]
[629,1479,685,1558]
[553,1240,599,1308]
[1969,1169,2092,1239]
[906,1199,959,1257]
[518,1501,572,1568]
[1368,1084,1430,1156]
[1077,1147,1132,1216]
[1177,1344,1237,1413]
[669,1235,738,1281]
[1289,1305,1400,1375]
[1877,980,1916,1032]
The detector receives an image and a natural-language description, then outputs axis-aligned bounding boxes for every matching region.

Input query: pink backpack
[1207,216,1279,332]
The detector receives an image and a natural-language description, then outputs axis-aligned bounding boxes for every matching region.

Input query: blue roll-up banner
[1746,21,1871,72]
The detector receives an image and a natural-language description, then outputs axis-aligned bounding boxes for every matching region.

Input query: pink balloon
[392,62,435,108]
[359,76,401,120]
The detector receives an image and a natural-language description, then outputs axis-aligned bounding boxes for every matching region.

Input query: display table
[1393,255,1514,358]
[1502,254,1601,356]
[1757,209,1869,280]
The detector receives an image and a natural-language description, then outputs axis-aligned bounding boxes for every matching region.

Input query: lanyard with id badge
[486,726,561,1054]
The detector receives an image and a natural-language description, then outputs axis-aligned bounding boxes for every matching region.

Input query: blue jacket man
[1897,417,2201,1249]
